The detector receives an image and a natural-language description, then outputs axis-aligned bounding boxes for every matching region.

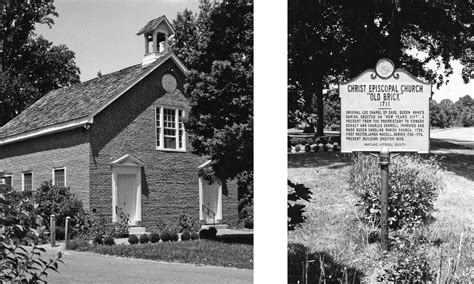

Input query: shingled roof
[136,16,175,36]
[0,52,187,143]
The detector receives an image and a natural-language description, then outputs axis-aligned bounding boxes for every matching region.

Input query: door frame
[111,155,144,225]
[199,177,222,224]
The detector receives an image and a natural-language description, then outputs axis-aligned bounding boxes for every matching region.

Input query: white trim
[198,160,212,168]
[110,154,145,167]
[2,174,12,186]
[0,117,91,146]
[199,177,223,223]
[155,106,186,151]
[21,171,33,192]
[52,167,67,187]
[112,166,142,224]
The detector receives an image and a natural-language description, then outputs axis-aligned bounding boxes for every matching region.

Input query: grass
[288,138,474,282]
[68,239,253,269]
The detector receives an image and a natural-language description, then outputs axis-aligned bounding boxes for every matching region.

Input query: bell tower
[137,16,175,67]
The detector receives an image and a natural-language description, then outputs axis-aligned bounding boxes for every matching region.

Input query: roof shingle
[0,55,169,139]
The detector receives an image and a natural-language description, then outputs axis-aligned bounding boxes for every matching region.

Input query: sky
[35,0,200,82]
[36,0,472,102]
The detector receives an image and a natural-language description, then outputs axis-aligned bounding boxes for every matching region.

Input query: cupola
[137,15,175,67]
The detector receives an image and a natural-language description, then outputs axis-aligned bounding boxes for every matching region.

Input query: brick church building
[0,16,238,233]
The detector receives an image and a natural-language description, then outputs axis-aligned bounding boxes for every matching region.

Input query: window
[53,168,66,187]
[2,175,12,186]
[22,172,33,191]
[155,107,186,151]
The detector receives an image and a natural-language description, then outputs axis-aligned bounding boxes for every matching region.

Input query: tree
[289,0,473,135]
[173,1,253,181]
[172,1,253,226]
[0,0,80,126]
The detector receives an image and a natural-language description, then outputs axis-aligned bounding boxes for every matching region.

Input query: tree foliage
[0,0,80,126]
[288,180,312,230]
[289,0,473,134]
[431,95,474,128]
[172,1,253,182]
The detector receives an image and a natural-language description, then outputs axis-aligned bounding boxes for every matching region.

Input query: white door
[116,174,137,225]
[203,182,219,224]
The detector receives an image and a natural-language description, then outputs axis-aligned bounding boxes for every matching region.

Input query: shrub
[304,145,311,152]
[376,230,435,282]
[160,230,172,242]
[73,211,107,240]
[150,232,160,243]
[208,227,217,240]
[348,154,444,230]
[290,137,298,146]
[128,235,138,245]
[181,230,191,241]
[0,185,63,282]
[93,235,103,246]
[175,214,197,233]
[170,231,179,242]
[191,231,199,240]
[103,236,115,246]
[139,234,149,244]
[67,238,91,251]
[34,181,84,230]
[307,138,314,144]
[199,229,209,240]
[295,145,301,152]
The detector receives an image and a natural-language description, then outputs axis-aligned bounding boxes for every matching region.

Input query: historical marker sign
[339,59,431,153]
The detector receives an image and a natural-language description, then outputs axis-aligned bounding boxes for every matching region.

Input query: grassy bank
[69,239,253,269]
[288,147,474,282]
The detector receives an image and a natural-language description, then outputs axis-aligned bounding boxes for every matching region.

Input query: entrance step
[201,224,229,230]
[129,226,146,235]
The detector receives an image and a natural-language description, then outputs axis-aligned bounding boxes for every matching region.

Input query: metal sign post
[379,147,390,251]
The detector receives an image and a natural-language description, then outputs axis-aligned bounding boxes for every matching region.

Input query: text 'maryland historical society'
[339,59,431,153]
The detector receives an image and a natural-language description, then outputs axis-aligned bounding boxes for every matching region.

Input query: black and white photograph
[288,0,473,283]
[0,0,253,283]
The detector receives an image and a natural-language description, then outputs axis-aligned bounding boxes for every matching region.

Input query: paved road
[45,249,253,284]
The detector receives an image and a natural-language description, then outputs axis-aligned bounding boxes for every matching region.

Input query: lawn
[69,239,253,269]
[288,130,474,282]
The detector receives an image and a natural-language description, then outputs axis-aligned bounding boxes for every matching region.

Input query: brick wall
[0,128,91,209]
[89,58,239,230]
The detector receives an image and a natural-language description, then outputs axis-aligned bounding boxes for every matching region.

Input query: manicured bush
[304,145,311,152]
[191,232,199,240]
[93,235,103,246]
[150,232,160,243]
[199,229,209,240]
[348,154,444,230]
[307,138,314,144]
[128,234,138,245]
[290,137,298,146]
[103,236,115,246]
[160,230,173,242]
[294,145,301,152]
[208,227,217,240]
[139,234,149,244]
[181,230,191,241]
[170,231,179,242]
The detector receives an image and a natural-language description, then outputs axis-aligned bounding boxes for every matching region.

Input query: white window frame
[2,174,12,186]
[52,167,67,187]
[155,106,186,152]
[22,172,33,191]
